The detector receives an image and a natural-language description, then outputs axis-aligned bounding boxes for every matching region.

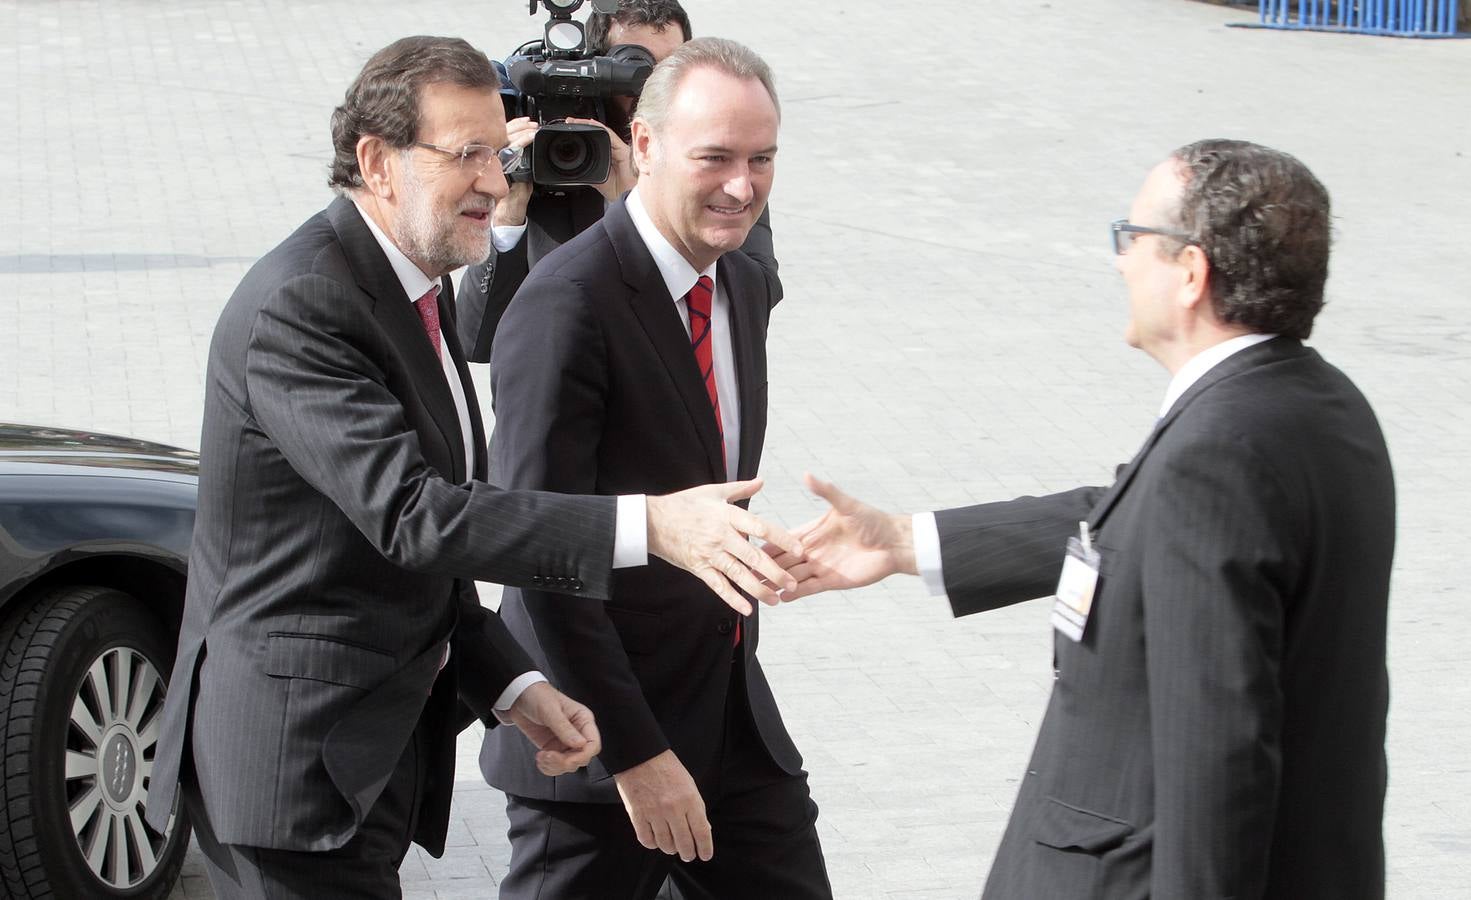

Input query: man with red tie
[480,36,832,900]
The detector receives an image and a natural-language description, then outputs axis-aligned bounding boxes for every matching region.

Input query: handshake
[644,472,915,614]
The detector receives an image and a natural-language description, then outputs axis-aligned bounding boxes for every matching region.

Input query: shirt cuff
[492,222,527,253]
[613,494,649,569]
[912,511,948,598]
[492,670,549,725]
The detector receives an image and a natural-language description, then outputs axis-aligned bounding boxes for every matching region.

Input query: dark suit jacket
[933,338,1394,899]
[147,197,619,856]
[455,186,782,363]
[478,197,800,802]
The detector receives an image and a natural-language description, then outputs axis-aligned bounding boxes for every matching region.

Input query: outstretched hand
[646,478,802,615]
[507,681,602,776]
[773,473,917,601]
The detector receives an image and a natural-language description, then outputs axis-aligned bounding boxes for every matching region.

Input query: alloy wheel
[64,645,175,889]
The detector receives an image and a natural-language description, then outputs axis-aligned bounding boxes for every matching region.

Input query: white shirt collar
[351,199,439,303]
[1159,333,1277,418]
[625,188,717,305]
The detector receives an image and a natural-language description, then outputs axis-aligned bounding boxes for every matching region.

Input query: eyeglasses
[1109,219,1196,256]
[412,141,525,176]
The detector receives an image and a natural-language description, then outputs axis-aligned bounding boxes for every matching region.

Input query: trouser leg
[499,793,672,900]
[196,727,425,900]
[668,662,833,900]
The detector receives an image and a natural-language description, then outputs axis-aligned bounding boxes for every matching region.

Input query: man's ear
[630,119,655,177]
[357,135,396,200]
[1176,243,1212,313]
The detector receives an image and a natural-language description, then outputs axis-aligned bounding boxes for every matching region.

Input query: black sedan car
[0,423,196,899]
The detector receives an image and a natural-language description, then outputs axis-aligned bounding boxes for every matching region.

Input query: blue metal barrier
[1235,0,1466,36]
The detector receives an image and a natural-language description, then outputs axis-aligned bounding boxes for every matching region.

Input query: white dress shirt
[913,333,1276,599]
[625,188,742,481]
[1156,333,1275,419]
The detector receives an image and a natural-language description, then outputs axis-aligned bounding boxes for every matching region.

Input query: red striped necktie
[684,274,742,648]
[684,275,723,470]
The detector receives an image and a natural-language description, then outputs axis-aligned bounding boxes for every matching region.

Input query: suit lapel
[327,198,466,481]
[1085,423,1165,532]
[1087,336,1301,530]
[604,201,726,482]
[721,264,762,481]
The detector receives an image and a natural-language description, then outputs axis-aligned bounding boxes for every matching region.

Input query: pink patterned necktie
[415,285,442,360]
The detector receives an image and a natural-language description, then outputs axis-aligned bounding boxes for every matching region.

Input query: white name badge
[1050,523,1100,642]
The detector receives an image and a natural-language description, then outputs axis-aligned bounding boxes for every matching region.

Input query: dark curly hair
[1163,139,1331,340]
[586,0,693,54]
[328,36,500,191]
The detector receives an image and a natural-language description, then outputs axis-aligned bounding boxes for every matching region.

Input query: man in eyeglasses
[777,140,1395,899]
[145,35,803,900]
[454,0,782,367]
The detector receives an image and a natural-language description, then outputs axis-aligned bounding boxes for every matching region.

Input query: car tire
[0,585,190,899]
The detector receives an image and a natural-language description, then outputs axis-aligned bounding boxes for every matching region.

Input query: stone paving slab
[3,0,1470,897]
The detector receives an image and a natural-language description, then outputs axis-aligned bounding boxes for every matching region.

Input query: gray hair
[633,36,779,134]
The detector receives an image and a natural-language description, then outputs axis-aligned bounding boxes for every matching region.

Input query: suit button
[716,619,733,636]
[532,575,546,587]
[571,579,583,591]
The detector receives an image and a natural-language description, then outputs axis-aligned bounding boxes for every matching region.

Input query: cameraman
[455,0,781,362]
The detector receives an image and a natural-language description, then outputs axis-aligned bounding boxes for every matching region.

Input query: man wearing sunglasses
[146,35,803,900]
[777,140,1395,900]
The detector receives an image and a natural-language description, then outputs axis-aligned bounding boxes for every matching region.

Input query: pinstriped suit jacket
[935,338,1393,899]
[145,196,618,857]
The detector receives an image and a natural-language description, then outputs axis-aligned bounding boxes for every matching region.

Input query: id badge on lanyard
[1050,522,1100,642]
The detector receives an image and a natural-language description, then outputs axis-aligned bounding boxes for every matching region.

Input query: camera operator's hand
[566,117,638,203]
[494,117,539,227]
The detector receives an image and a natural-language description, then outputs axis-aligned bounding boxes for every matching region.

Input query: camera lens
[547,132,592,176]
[531,123,610,186]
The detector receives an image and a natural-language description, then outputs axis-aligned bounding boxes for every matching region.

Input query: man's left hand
[507,681,602,776]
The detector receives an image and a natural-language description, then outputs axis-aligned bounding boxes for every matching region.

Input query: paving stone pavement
[3,0,1469,897]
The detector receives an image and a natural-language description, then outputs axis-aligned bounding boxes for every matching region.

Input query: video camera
[502,0,655,189]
